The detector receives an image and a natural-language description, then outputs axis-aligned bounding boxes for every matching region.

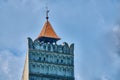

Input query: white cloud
[112,24,120,46]
[75,73,82,80]
[100,75,111,80]
[0,50,25,80]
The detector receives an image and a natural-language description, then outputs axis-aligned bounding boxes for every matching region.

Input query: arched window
[46,55,48,58]
[43,45,46,50]
[67,57,70,64]
[61,60,63,63]
[32,64,35,68]
[57,59,59,63]
[48,45,51,51]
[39,57,41,61]
[44,57,46,61]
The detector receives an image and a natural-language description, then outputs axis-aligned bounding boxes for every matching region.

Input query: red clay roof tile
[38,20,60,40]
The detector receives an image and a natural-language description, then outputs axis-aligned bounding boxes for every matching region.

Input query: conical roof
[37,20,60,42]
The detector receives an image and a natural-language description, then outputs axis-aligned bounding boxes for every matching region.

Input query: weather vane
[46,6,50,20]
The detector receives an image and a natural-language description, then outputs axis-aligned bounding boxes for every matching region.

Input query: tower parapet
[28,38,74,55]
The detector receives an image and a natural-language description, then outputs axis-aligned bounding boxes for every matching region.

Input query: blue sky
[0,0,120,80]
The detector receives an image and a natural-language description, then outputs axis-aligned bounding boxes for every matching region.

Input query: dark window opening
[57,59,59,63]
[48,46,51,51]
[32,64,35,68]
[61,60,63,63]
[39,57,41,61]
[44,57,46,61]
[43,46,46,50]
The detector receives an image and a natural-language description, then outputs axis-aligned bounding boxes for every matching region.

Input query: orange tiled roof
[38,20,60,40]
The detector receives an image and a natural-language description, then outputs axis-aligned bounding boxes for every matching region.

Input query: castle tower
[22,10,75,80]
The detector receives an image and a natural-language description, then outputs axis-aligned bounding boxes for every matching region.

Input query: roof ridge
[43,21,48,37]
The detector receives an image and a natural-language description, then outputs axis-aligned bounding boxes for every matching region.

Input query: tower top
[37,21,61,43]
[37,10,60,43]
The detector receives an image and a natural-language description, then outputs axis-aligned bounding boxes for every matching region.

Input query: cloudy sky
[0,0,120,80]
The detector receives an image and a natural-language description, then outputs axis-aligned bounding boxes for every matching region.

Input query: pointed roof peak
[37,20,60,43]
[37,9,60,43]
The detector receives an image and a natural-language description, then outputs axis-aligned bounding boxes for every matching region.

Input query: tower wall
[22,53,29,80]
[28,38,75,80]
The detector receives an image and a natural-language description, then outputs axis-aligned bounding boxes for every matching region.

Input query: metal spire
[46,6,50,20]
